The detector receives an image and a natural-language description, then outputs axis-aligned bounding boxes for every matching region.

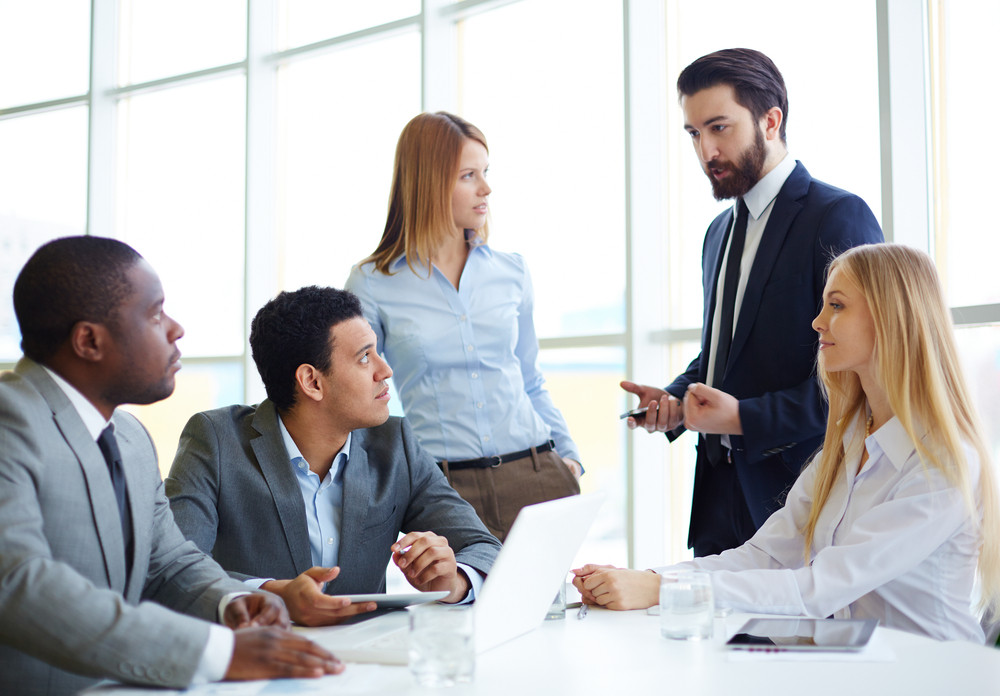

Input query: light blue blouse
[345,243,580,464]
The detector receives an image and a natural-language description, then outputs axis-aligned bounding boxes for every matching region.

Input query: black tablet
[725,618,878,652]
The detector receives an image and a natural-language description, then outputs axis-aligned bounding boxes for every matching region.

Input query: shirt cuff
[191,590,254,685]
[217,590,251,621]
[244,577,272,590]
[190,624,234,685]
[454,564,485,605]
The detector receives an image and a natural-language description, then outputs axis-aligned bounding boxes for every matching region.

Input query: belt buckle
[489,455,503,468]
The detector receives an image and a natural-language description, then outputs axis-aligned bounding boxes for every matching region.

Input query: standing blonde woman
[573,244,999,643]
[345,112,580,541]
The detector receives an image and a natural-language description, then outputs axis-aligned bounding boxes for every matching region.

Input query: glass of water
[545,575,567,620]
[659,570,714,640]
[408,604,475,686]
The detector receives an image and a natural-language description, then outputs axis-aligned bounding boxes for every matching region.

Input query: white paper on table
[83,664,407,696]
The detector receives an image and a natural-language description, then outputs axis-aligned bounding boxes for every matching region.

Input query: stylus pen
[577,603,589,620]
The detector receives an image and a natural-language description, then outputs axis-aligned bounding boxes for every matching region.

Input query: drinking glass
[409,604,475,686]
[659,570,714,640]
[545,575,567,620]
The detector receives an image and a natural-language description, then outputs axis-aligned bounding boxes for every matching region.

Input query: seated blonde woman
[574,244,999,643]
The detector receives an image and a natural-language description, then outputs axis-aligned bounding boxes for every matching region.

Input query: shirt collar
[41,365,110,440]
[389,254,413,272]
[870,416,923,471]
[276,414,351,469]
[841,413,918,472]
[388,235,492,272]
[741,153,796,219]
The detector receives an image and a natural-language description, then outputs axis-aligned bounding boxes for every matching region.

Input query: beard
[704,127,767,200]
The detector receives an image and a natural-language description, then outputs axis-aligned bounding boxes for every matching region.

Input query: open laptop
[300,492,604,664]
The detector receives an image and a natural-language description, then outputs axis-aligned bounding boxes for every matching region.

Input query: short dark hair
[677,48,789,142]
[250,286,364,412]
[13,236,143,363]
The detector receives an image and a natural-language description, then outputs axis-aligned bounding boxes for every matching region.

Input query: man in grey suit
[0,237,342,696]
[167,286,502,626]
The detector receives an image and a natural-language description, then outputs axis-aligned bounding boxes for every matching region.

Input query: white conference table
[86,607,1000,695]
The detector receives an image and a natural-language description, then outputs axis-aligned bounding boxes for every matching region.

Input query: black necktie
[705,200,749,464]
[713,199,749,383]
[97,424,133,576]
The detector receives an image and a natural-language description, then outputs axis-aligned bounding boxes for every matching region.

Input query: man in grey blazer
[0,237,342,696]
[167,286,502,626]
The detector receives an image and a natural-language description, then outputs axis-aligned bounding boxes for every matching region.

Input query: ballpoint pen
[577,603,589,620]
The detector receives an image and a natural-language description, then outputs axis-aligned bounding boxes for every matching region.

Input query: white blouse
[658,416,985,643]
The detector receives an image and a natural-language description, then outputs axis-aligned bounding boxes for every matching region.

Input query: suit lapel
[113,416,150,600]
[701,213,733,381]
[250,401,313,575]
[338,431,373,574]
[727,163,809,370]
[18,359,127,590]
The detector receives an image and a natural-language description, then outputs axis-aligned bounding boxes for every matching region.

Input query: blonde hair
[803,243,1000,620]
[365,111,490,275]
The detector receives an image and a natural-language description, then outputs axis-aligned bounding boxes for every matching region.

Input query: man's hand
[392,531,468,603]
[222,592,289,630]
[563,457,582,479]
[225,626,344,681]
[571,564,660,611]
[620,380,684,433]
[683,382,742,435]
[261,567,377,627]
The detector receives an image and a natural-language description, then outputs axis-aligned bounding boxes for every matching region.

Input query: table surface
[85,607,1000,695]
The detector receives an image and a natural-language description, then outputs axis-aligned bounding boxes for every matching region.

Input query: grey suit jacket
[0,359,249,696]
[166,400,501,593]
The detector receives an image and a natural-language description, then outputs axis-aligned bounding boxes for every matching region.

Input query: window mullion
[421,0,456,112]
[876,0,932,250]
[87,0,118,238]
[244,0,279,404]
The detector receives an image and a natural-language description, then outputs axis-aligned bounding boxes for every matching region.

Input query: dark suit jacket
[0,359,248,696]
[666,162,883,546]
[166,401,502,594]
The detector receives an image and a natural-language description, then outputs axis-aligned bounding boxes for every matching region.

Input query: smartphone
[618,407,648,420]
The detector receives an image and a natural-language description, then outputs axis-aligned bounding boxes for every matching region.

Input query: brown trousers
[439,447,581,542]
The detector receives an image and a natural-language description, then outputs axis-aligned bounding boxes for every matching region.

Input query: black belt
[440,440,555,470]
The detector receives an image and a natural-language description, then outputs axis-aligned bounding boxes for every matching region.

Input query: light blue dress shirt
[279,419,348,568]
[274,417,482,602]
[345,242,580,464]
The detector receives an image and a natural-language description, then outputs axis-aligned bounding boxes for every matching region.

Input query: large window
[929,0,1000,463]
[278,32,422,291]
[0,1,90,359]
[457,0,627,566]
[0,3,90,109]
[0,108,88,358]
[0,0,996,571]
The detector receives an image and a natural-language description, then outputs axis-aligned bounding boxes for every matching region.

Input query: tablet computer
[725,618,878,652]
[340,591,449,609]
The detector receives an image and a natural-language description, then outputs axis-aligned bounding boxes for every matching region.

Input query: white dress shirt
[657,414,986,643]
[42,367,235,683]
